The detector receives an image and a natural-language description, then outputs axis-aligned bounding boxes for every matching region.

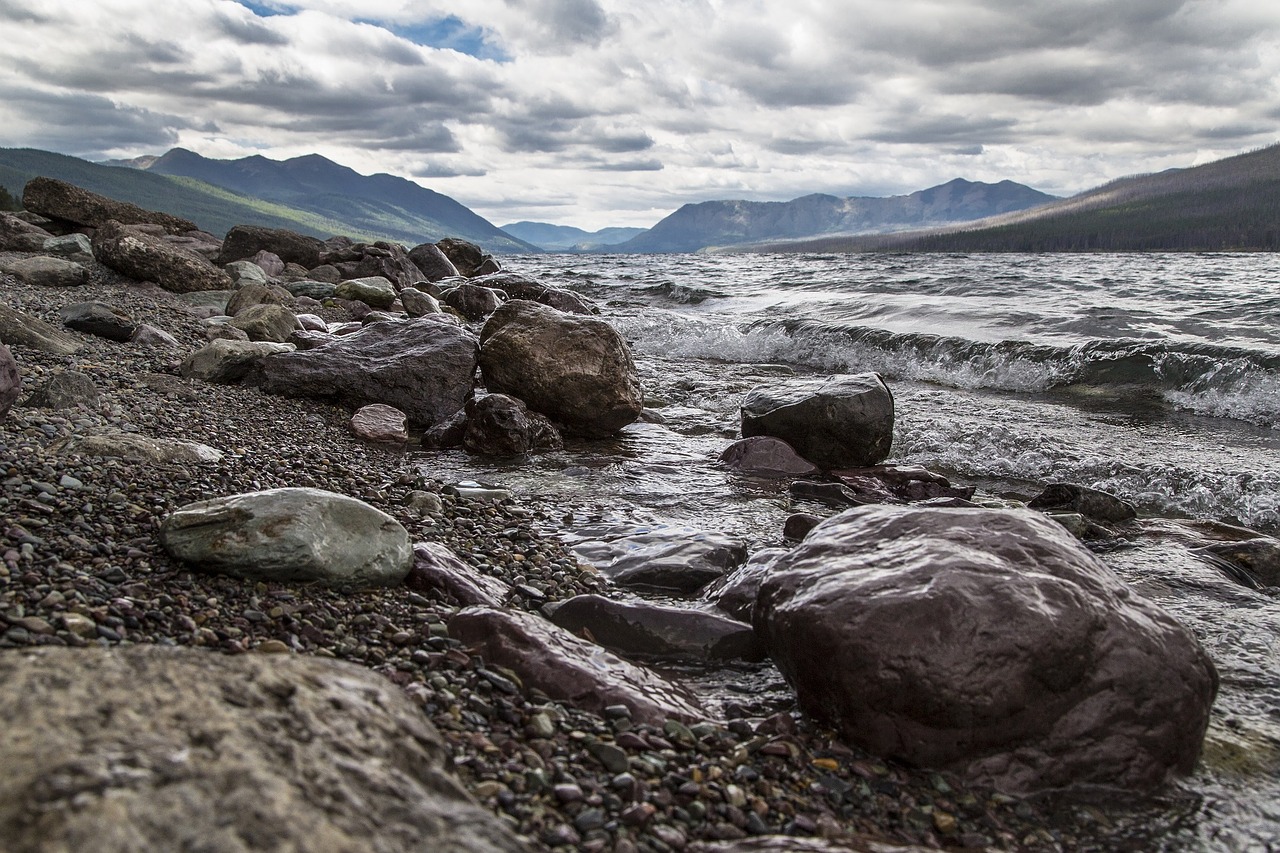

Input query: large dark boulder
[408,242,460,281]
[462,393,562,457]
[92,220,233,293]
[325,241,424,291]
[472,271,596,315]
[443,282,505,322]
[437,237,499,277]
[546,594,765,662]
[59,302,137,342]
[22,176,197,233]
[249,316,478,427]
[479,300,643,437]
[218,225,325,268]
[0,647,526,853]
[753,504,1218,795]
[741,373,894,470]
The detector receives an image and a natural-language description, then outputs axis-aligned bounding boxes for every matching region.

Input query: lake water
[418,252,1280,851]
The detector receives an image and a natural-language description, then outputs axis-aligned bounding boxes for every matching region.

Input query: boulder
[0,647,526,853]
[159,487,412,587]
[443,282,505,321]
[0,304,81,354]
[572,528,748,593]
[59,301,137,342]
[22,176,197,233]
[400,286,442,317]
[462,393,563,457]
[783,512,823,540]
[224,259,271,287]
[182,339,297,384]
[225,281,291,316]
[42,233,96,264]
[350,403,409,443]
[741,373,894,469]
[701,547,788,622]
[754,504,1218,794]
[408,241,460,281]
[326,242,423,291]
[306,263,343,284]
[23,370,100,410]
[249,316,478,427]
[437,237,497,277]
[0,255,88,288]
[831,465,976,504]
[218,224,324,268]
[449,606,710,725]
[473,271,596,315]
[163,230,223,261]
[1029,483,1137,523]
[92,220,233,293]
[335,276,397,309]
[251,249,286,277]
[130,324,183,349]
[285,279,337,300]
[406,542,511,607]
[479,300,643,437]
[51,430,223,464]
[0,344,19,419]
[547,594,765,662]
[0,212,52,251]
[229,303,299,343]
[720,436,820,478]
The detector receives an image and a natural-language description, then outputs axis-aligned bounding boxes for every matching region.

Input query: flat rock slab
[0,304,82,355]
[546,594,765,661]
[449,605,711,725]
[406,542,511,607]
[0,646,526,853]
[572,527,748,593]
[159,487,412,587]
[0,255,88,288]
[52,430,223,464]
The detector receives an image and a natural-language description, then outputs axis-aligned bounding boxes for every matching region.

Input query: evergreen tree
[0,185,20,211]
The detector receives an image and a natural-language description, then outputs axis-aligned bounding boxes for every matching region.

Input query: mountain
[746,143,1280,253]
[0,147,534,252]
[611,179,1057,253]
[501,221,648,251]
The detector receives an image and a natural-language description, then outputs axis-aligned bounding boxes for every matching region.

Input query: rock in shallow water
[0,646,526,853]
[546,594,765,662]
[159,487,412,587]
[754,504,1218,795]
[741,373,894,470]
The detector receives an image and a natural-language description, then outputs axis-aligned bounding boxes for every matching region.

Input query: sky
[1,0,1278,231]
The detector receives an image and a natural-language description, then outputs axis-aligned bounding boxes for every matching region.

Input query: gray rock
[350,403,409,443]
[181,339,296,384]
[251,249,285,276]
[306,264,343,284]
[0,211,52,251]
[295,313,328,332]
[407,242,460,281]
[24,370,100,410]
[754,504,1218,794]
[0,255,89,288]
[59,301,137,342]
[436,237,496,277]
[1029,482,1137,523]
[720,436,820,478]
[831,464,976,504]
[573,528,748,593]
[407,542,510,606]
[42,233,95,263]
[1196,537,1280,587]
[159,487,412,587]
[250,316,478,427]
[224,259,271,287]
[217,225,325,268]
[741,373,894,470]
[92,220,234,293]
[23,176,197,232]
[0,646,526,853]
[285,279,337,300]
[701,547,788,622]
[335,276,397,309]
[0,343,19,419]
[130,324,183,349]
[400,287,442,317]
[472,271,596,315]
[547,594,765,661]
[443,282,505,321]
[326,242,424,291]
[0,304,81,354]
[52,430,223,464]
[462,393,563,457]
[174,290,232,314]
[229,303,299,343]
[449,606,710,725]
[479,300,644,437]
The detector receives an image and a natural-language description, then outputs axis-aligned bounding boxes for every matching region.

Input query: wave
[619,313,1280,428]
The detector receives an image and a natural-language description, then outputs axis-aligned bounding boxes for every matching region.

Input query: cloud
[0,87,187,156]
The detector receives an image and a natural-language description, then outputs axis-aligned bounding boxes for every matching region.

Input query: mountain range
[500,221,647,251]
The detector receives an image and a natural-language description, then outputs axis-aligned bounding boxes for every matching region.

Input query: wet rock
[0,304,81,354]
[449,606,710,725]
[59,301,138,342]
[181,339,296,383]
[443,282,505,321]
[52,429,223,464]
[741,373,894,470]
[249,316,478,427]
[480,300,644,437]
[783,513,822,540]
[23,370,100,410]
[0,647,525,853]
[407,242,460,281]
[229,303,299,343]
[92,220,233,293]
[350,403,409,443]
[218,224,325,268]
[335,276,397,309]
[574,528,748,593]
[400,287,442,317]
[701,548,788,622]
[423,409,467,449]
[0,344,19,420]
[754,504,1218,794]
[1196,537,1280,588]
[789,480,863,507]
[831,465,976,503]
[473,271,596,315]
[0,255,88,288]
[437,237,498,277]
[23,176,197,233]
[547,594,765,661]
[720,436,819,478]
[407,542,511,607]
[1029,483,1137,523]
[159,487,412,587]
[463,393,563,457]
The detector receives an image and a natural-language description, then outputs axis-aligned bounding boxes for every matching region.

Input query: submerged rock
[754,504,1218,795]
[741,373,894,469]
[547,594,765,661]
[720,436,820,478]
[573,528,748,593]
[1029,482,1137,523]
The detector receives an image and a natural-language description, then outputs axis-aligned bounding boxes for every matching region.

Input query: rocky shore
[0,181,1232,851]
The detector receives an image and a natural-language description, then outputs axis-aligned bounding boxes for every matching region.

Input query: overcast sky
[1,0,1277,230]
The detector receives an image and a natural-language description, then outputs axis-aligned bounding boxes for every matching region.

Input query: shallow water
[417,252,1280,850]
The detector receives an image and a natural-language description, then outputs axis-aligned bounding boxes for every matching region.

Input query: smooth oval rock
[336,276,397,309]
[0,255,88,288]
[741,373,894,470]
[159,487,412,587]
[572,527,748,593]
[720,435,820,478]
[350,403,409,443]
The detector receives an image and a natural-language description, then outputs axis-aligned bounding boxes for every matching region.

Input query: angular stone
[335,276,397,309]
[285,279,337,300]
[472,271,596,315]
[741,373,894,470]
[443,282,505,321]
[720,436,820,478]
[181,339,296,384]
[130,324,183,349]
[225,281,291,318]
[754,505,1218,794]
[224,259,271,288]
[1029,483,1137,523]
[407,242,460,281]
[547,594,765,661]
[480,300,643,437]
[159,487,412,587]
[0,255,88,288]
[251,250,285,277]
[217,225,325,268]
[0,304,81,354]
[400,287,442,317]
[0,212,52,251]
[701,547,788,622]
[350,403,409,443]
[41,233,95,264]
[229,303,298,343]
[406,542,511,607]
[24,370,100,411]
[22,176,197,233]
[0,344,19,420]
[462,393,563,457]
[60,301,137,342]
[436,237,497,277]
[0,647,525,853]
[52,430,223,464]
[449,606,710,725]
[92,220,233,293]
[250,316,478,427]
